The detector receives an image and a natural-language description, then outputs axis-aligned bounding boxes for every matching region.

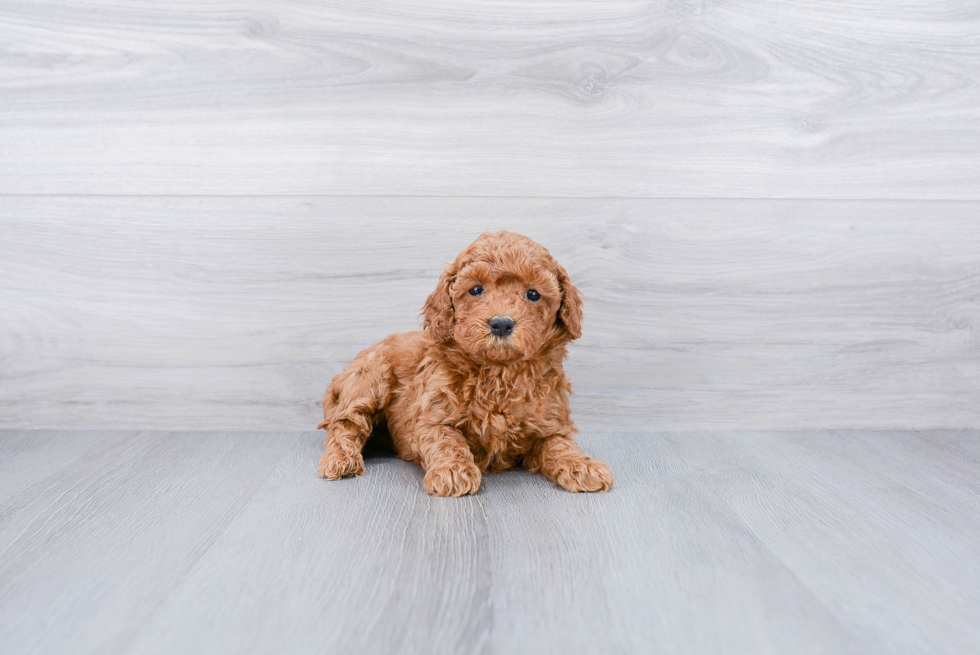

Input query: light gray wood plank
[0,431,286,655]
[0,430,142,522]
[124,436,493,655]
[129,431,876,655]
[1,1,978,197]
[664,430,980,654]
[1,430,978,655]
[1,197,977,431]
[478,433,875,655]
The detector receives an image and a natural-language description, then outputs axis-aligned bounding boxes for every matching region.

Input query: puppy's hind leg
[317,345,392,480]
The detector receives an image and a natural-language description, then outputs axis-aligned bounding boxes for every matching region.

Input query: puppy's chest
[455,378,544,447]
[443,363,567,471]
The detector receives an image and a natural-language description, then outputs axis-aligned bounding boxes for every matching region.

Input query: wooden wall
[1,1,978,430]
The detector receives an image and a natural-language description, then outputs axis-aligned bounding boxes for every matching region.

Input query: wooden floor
[1,430,978,654]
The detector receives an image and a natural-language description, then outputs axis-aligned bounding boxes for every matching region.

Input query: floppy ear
[555,263,583,341]
[422,262,458,343]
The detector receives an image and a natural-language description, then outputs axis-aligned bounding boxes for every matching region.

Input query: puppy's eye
[469,286,484,296]
[525,289,541,302]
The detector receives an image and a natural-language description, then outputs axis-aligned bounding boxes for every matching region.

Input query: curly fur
[317,231,613,497]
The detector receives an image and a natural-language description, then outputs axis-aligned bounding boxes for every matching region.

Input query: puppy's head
[422,231,583,363]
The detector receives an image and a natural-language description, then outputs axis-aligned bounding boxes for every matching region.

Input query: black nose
[488,316,515,338]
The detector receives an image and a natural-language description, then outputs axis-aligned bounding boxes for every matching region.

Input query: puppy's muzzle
[488,315,515,338]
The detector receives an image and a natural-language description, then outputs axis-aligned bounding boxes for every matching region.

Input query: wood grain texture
[0,430,978,654]
[1,1,979,197]
[0,430,287,654]
[1,196,978,431]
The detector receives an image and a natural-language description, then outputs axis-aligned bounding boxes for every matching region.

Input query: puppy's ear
[555,263,583,341]
[422,262,458,342]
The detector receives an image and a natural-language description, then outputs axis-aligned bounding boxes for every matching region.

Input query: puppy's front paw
[424,461,482,497]
[318,450,365,480]
[553,457,614,493]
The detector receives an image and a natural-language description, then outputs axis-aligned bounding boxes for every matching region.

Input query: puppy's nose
[488,316,515,338]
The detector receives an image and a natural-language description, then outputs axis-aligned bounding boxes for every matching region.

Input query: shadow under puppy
[317,230,613,497]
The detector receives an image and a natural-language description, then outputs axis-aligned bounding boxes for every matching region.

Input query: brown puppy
[317,231,613,497]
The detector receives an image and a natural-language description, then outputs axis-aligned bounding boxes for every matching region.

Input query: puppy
[317,230,613,497]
